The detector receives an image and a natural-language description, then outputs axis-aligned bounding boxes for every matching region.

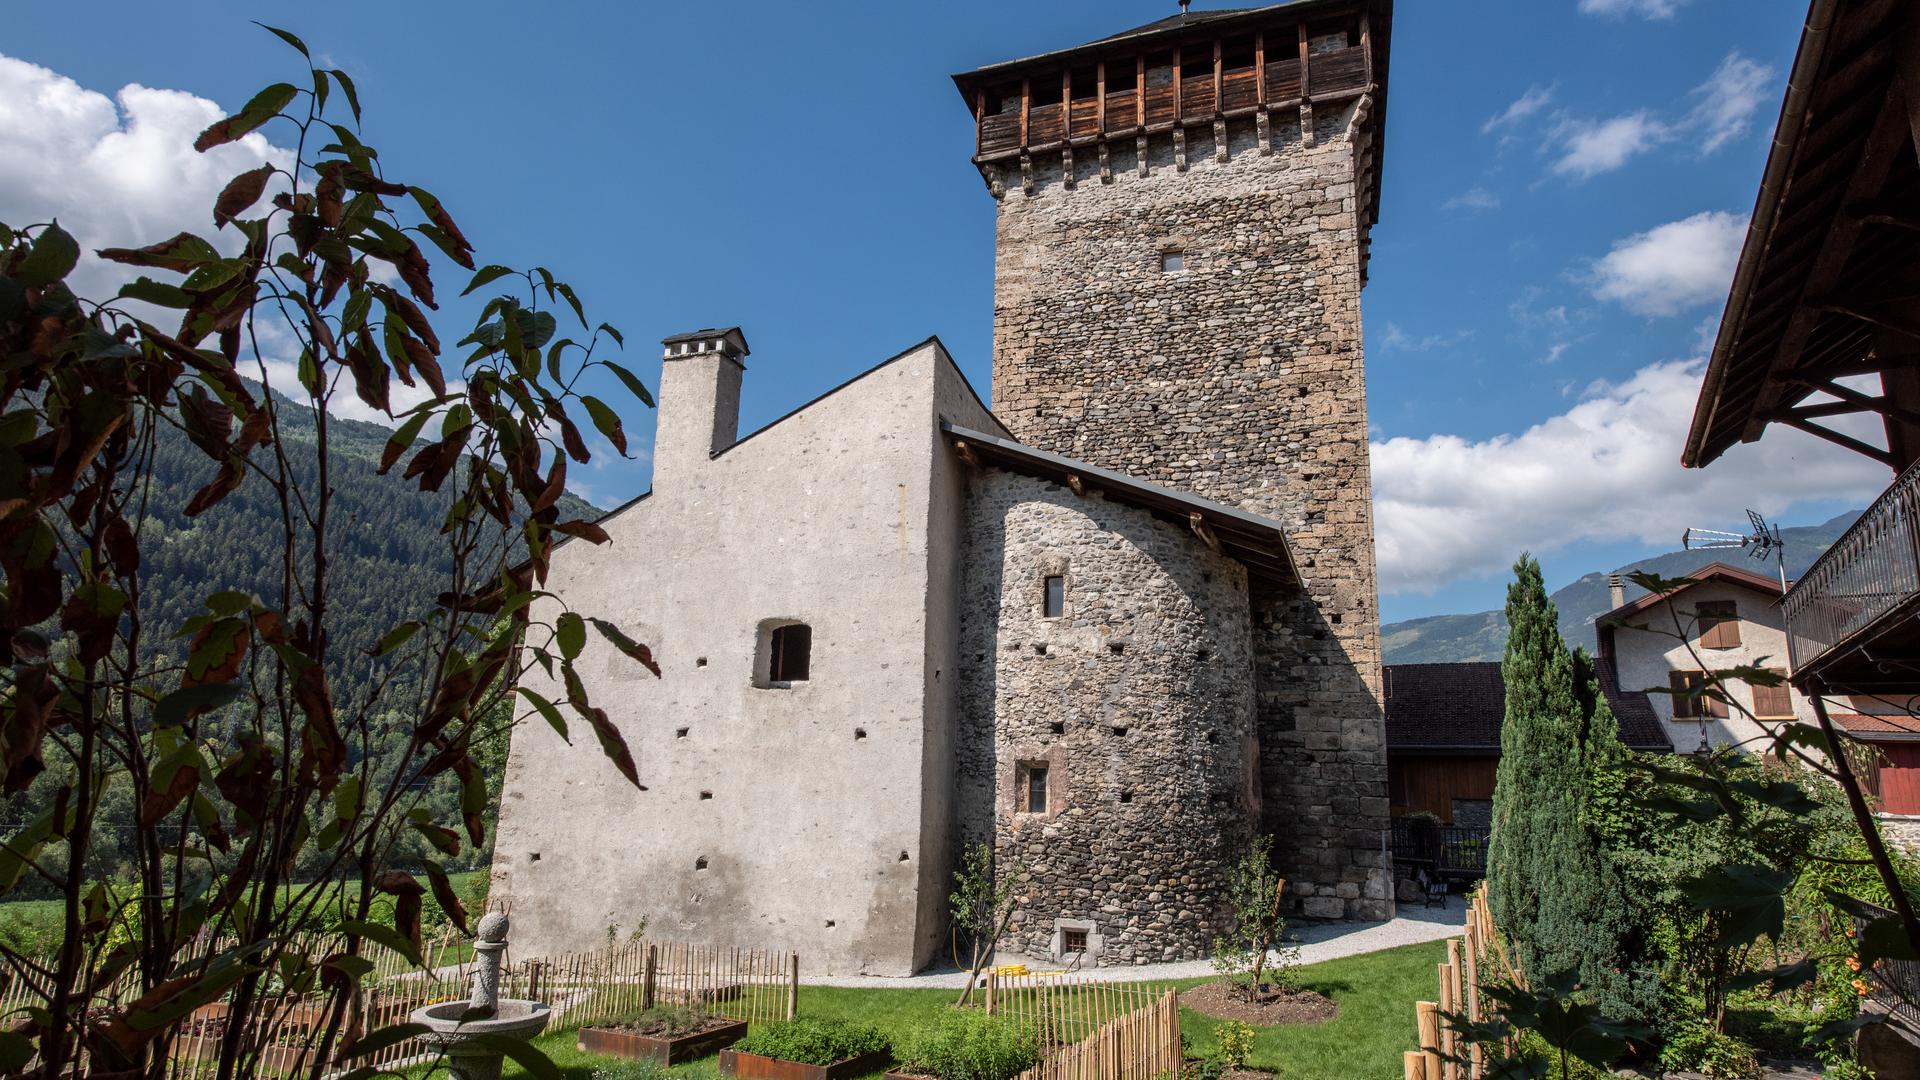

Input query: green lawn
[459,940,1446,1080]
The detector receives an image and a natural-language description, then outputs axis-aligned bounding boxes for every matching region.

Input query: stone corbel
[1098,142,1112,184]
[1256,110,1272,156]
[1213,120,1228,163]
[1020,153,1035,196]
[1174,128,1188,172]
[1136,134,1150,177]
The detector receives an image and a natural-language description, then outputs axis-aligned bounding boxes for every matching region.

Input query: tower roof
[953,0,1380,81]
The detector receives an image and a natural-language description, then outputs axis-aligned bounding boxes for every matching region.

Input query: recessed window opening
[1112,725,1129,737]
[1019,762,1050,814]
[1223,37,1257,71]
[1180,55,1211,81]
[1071,67,1099,101]
[994,85,1022,115]
[1119,791,1134,804]
[1145,55,1174,87]
[1044,575,1065,618]
[1063,928,1089,954]
[1160,250,1186,273]
[1107,65,1138,93]
[757,620,813,688]
[1108,642,1125,655]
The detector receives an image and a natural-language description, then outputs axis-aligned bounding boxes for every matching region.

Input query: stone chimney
[653,327,748,487]
[1608,573,1626,610]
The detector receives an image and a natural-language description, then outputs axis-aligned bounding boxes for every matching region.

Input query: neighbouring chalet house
[1382,661,1668,880]
[492,0,1401,976]
[1598,562,1806,754]
[1682,0,1920,840]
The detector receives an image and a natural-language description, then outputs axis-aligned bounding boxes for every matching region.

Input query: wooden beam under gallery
[1776,413,1898,468]
[1189,511,1223,553]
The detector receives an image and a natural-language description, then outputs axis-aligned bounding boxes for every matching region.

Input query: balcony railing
[1783,456,1920,672]
[1388,819,1489,881]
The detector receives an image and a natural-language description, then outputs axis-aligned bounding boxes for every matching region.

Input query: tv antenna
[1682,509,1787,593]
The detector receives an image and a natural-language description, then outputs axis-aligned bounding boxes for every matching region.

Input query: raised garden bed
[579,1018,749,1065]
[719,1048,892,1080]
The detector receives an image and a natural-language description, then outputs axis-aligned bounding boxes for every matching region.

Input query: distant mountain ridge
[1380,511,1863,665]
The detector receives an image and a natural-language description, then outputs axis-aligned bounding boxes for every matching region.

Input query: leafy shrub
[590,1060,669,1080]
[1181,1055,1224,1080]
[600,1005,715,1038]
[896,1010,1038,1080]
[1214,1021,1255,1069]
[731,1017,890,1066]
[1657,1019,1760,1080]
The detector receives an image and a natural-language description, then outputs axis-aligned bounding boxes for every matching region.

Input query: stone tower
[954,0,1393,920]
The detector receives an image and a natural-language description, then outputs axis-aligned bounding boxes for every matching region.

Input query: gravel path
[804,895,1467,988]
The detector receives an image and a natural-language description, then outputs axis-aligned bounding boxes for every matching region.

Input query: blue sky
[0,1,1889,624]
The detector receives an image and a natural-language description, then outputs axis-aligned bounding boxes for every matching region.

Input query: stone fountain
[411,911,552,1080]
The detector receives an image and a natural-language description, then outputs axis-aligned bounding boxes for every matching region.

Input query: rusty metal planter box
[579,1020,748,1065]
[718,1048,891,1080]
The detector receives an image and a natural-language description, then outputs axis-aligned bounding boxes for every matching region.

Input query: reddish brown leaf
[550,519,609,544]
[398,333,446,398]
[213,165,275,228]
[97,232,220,273]
[183,456,245,517]
[139,761,199,828]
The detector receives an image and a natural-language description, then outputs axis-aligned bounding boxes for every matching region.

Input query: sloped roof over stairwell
[1383,661,1672,755]
[941,423,1302,589]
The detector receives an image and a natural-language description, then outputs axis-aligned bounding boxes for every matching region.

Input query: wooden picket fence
[500,940,799,1030]
[1005,987,1181,1080]
[1405,890,1515,1080]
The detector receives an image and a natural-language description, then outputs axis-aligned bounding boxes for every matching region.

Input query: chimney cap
[661,326,749,361]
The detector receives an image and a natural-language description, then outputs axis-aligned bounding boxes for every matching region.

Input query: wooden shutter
[1698,601,1740,649]
[1749,669,1793,718]
[1669,671,1697,718]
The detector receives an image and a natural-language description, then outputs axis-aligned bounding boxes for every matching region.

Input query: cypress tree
[1487,556,1653,1017]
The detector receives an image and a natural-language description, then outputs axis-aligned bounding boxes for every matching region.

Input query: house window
[1670,670,1728,720]
[1697,601,1741,649]
[756,621,812,687]
[1160,250,1186,273]
[1749,668,1793,719]
[1043,575,1065,618]
[1019,762,1049,814]
[1062,928,1088,954]
[770,624,811,682]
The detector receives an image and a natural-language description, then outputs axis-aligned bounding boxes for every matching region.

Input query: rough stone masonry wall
[986,103,1391,920]
[956,470,1259,964]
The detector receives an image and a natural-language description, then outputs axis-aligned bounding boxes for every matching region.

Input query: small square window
[768,623,811,683]
[1044,575,1065,618]
[1063,928,1088,953]
[1160,251,1185,273]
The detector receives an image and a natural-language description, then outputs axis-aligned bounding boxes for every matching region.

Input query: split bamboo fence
[1404,890,1518,1080]
[985,974,1181,1080]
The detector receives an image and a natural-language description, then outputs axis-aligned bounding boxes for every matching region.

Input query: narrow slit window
[769,623,812,682]
[1160,250,1186,273]
[1020,762,1050,814]
[1044,575,1065,618]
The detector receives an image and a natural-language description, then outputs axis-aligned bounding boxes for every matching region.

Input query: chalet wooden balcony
[1784,456,1920,683]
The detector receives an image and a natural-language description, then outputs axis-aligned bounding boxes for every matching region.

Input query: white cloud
[1372,359,1887,594]
[1482,85,1554,136]
[1443,186,1502,213]
[1540,342,1572,365]
[1551,112,1671,179]
[1578,0,1689,18]
[1590,210,1746,317]
[1683,53,1775,154]
[1379,323,1473,353]
[0,54,294,309]
[0,53,451,429]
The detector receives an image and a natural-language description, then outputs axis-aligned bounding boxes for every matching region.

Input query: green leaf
[339,919,421,967]
[117,277,193,309]
[153,682,244,728]
[195,83,298,152]
[18,221,79,287]
[255,23,310,57]
[597,322,624,347]
[339,1022,432,1061]
[329,70,362,124]
[556,612,586,661]
[580,395,627,455]
[462,264,516,297]
[407,816,461,857]
[0,1031,31,1072]
[518,688,570,743]
[371,620,426,657]
[604,361,655,408]
[1859,914,1920,965]
[1680,863,1788,946]
[555,282,586,327]
[1726,957,1817,993]
[380,408,434,474]
[589,618,660,676]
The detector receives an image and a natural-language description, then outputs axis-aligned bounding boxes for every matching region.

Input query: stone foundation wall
[956,470,1259,964]
[1879,814,1920,857]
[985,104,1390,920]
